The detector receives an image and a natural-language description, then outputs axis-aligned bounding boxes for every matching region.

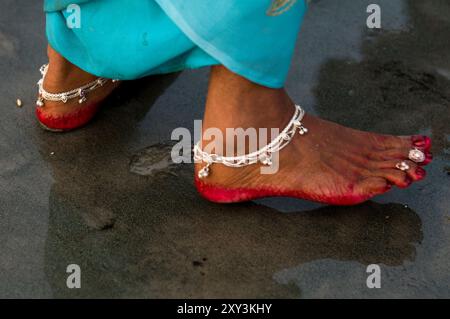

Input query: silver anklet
[193,104,308,179]
[36,64,119,107]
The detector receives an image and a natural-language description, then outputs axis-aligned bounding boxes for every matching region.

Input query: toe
[411,135,432,150]
[377,135,413,150]
[371,147,411,161]
[381,134,432,150]
[375,160,426,181]
[371,147,432,166]
[370,169,412,188]
[421,151,433,165]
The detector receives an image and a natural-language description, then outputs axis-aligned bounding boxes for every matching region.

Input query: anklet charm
[198,164,211,179]
[36,96,44,107]
[194,104,307,179]
[78,89,87,104]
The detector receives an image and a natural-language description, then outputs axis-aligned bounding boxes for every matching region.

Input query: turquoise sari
[44,0,307,88]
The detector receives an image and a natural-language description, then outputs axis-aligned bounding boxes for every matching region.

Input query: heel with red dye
[194,177,288,203]
[195,177,377,206]
[195,177,262,203]
[35,102,100,132]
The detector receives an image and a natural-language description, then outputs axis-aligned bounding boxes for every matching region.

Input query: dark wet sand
[0,0,449,298]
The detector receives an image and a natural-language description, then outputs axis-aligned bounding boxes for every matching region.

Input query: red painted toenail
[412,135,425,146]
[422,136,431,149]
[412,135,431,149]
[416,152,433,165]
[405,176,412,186]
[415,167,426,178]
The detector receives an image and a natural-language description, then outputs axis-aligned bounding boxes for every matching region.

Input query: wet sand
[0,0,449,298]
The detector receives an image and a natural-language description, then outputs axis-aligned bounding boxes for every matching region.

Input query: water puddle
[129,142,180,177]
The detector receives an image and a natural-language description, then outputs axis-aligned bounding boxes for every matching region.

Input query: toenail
[414,141,426,147]
[420,154,433,166]
[423,136,432,149]
[412,135,426,146]
[412,135,431,149]
[415,167,426,178]
[405,176,412,185]
[411,135,427,147]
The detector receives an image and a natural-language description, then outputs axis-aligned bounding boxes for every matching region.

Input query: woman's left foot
[36,45,119,132]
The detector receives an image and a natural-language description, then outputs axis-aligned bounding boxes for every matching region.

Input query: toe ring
[408,148,425,163]
[395,161,410,171]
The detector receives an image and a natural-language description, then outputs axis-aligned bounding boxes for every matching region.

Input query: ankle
[206,67,293,126]
[44,46,97,92]
[202,81,295,156]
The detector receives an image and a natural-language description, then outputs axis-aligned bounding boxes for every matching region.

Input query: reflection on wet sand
[44,163,421,298]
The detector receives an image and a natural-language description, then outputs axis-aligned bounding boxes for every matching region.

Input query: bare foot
[195,66,432,205]
[38,45,119,119]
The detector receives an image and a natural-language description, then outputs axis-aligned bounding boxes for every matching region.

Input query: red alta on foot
[35,102,100,132]
[194,177,376,206]
[192,102,433,206]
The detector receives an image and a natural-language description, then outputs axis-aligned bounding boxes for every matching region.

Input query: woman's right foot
[195,66,432,205]
[36,45,119,131]
[195,111,432,205]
